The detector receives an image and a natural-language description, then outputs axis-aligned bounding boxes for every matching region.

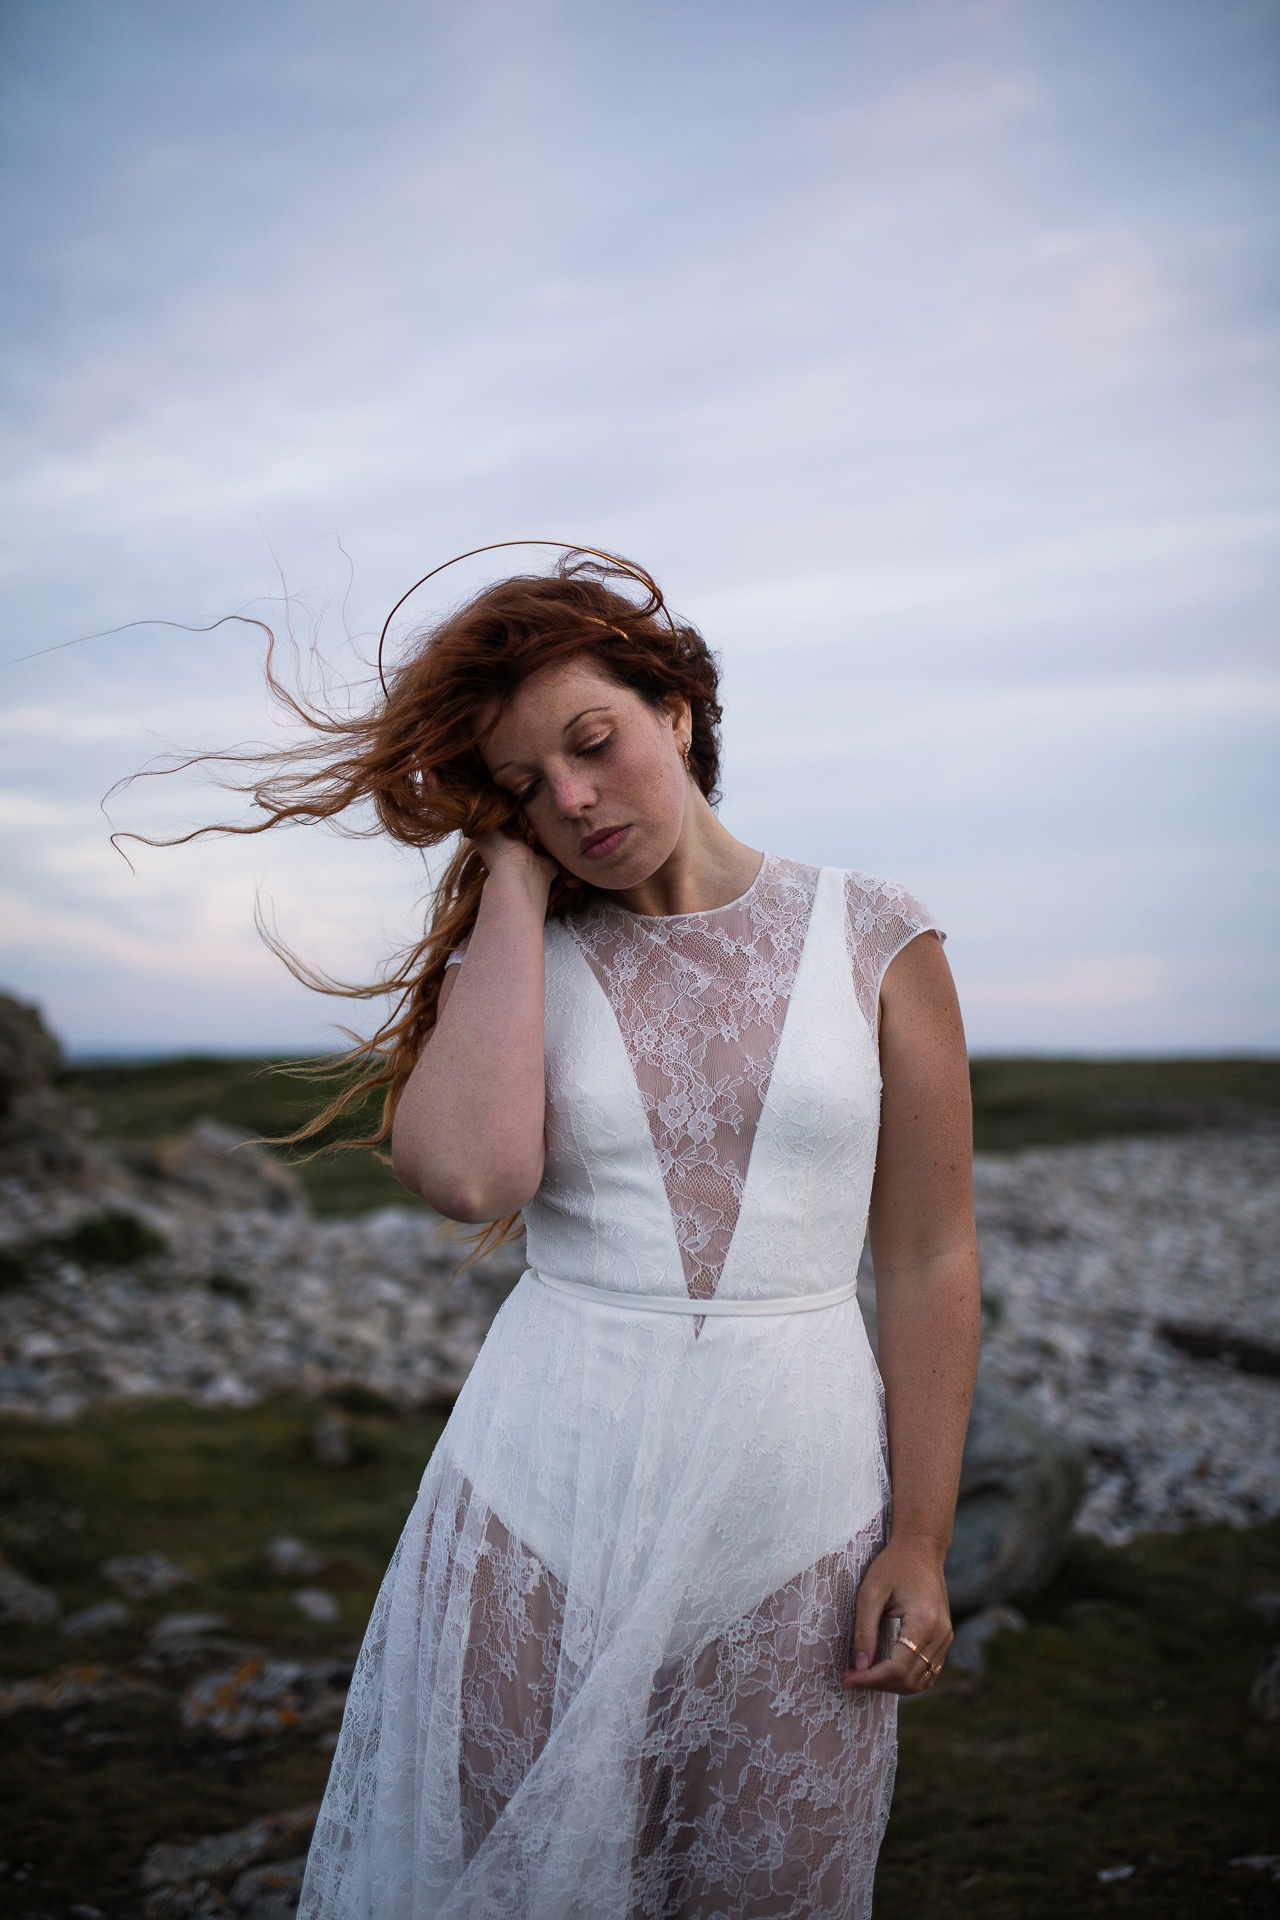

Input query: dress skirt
[299,1268,897,1920]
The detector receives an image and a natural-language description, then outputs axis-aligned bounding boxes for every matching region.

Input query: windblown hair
[147,551,722,1246]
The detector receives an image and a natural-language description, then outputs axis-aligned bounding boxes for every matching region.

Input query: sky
[1,0,1277,1057]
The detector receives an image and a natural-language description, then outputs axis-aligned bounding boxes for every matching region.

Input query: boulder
[123,1120,306,1218]
[265,1536,326,1578]
[61,1601,132,1640]
[944,1375,1086,1615]
[230,1856,308,1917]
[140,1802,319,1908]
[947,1603,1027,1674]
[0,1555,62,1625]
[1250,1647,1280,1723]
[102,1551,197,1599]
[0,992,61,1110]
[293,1587,341,1624]
[857,1264,1086,1614]
[179,1657,351,1740]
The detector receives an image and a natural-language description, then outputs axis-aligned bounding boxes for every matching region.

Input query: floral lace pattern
[570,856,819,1298]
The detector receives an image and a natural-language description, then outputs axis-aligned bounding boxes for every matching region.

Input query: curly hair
[139,548,723,1244]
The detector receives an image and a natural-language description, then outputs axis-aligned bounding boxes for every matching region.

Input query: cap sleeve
[843,870,945,1028]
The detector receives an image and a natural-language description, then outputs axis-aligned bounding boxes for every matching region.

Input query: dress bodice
[521,859,940,1303]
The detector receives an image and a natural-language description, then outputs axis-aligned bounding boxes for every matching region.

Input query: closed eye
[512,733,610,804]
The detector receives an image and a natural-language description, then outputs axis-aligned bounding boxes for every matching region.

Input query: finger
[847,1580,888,1678]
[842,1639,927,1693]
[844,1621,944,1693]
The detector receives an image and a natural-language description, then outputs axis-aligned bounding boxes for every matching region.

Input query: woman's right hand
[468,829,558,898]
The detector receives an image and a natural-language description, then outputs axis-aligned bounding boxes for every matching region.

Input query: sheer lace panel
[843,871,942,1028]
[417,1465,896,1914]
[569,856,819,1299]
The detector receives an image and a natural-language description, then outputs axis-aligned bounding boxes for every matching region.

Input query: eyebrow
[489,705,613,778]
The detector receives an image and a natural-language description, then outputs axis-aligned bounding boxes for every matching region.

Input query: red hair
[145,550,722,1240]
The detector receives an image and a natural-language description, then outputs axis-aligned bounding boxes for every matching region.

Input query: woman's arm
[391,838,554,1221]
[842,929,981,1695]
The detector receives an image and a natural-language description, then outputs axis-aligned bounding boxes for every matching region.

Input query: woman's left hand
[840,1536,953,1696]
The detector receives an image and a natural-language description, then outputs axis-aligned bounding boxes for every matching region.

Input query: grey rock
[125,1121,307,1220]
[948,1604,1027,1675]
[151,1612,228,1643]
[1245,1588,1280,1629]
[231,1854,307,1916]
[0,1556,61,1624]
[141,1803,319,1890]
[944,1377,1086,1614]
[292,1587,340,1624]
[266,1536,325,1578]
[143,1886,231,1918]
[310,1412,352,1467]
[1249,1646,1280,1723]
[180,1659,351,1740]
[103,1551,196,1599]
[0,1661,157,1717]
[61,1600,132,1639]
[0,992,61,1109]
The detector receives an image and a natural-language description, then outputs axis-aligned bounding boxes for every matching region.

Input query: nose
[548,766,596,818]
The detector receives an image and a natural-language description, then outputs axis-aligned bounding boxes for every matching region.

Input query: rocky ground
[1,976,1277,1552]
[0,1117,524,1424]
[972,1128,1280,1543]
[1,1106,1276,1548]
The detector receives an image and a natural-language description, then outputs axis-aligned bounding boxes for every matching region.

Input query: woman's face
[482,656,691,889]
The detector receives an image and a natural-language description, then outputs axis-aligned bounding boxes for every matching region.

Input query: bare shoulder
[879,930,968,1115]
[880,927,957,1029]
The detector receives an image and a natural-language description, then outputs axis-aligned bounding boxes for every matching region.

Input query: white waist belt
[530,1269,859,1317]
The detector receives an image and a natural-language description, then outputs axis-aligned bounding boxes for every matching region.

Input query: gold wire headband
[375,540,674,698]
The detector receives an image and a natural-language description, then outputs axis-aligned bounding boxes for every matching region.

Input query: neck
[600,788,763,917]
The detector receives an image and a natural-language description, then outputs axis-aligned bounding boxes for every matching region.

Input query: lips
[580,825,629,860]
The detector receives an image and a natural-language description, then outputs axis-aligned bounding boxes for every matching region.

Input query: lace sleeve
[843,871,944,1029]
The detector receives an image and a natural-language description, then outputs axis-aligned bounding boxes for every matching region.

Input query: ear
[660,692,691,748]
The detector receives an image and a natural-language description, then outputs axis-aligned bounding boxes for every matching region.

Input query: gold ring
[897,1635,941,1680]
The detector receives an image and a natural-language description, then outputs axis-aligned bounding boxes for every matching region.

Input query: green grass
[968,1056,1280,1155]
[59,1054,1280,1214]
[1,1400,1277,1916]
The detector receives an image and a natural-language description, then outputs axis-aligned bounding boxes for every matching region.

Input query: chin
[563,839,669,891]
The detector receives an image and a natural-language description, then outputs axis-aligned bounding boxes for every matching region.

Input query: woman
[288,550,980,1919]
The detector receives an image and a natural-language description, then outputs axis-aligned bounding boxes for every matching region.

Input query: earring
[682,743,692,773]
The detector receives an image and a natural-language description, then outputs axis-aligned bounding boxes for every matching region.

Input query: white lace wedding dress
[300,856,940,1920]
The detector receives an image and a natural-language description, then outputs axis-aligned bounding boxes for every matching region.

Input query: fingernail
[855,1650,871,1672]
